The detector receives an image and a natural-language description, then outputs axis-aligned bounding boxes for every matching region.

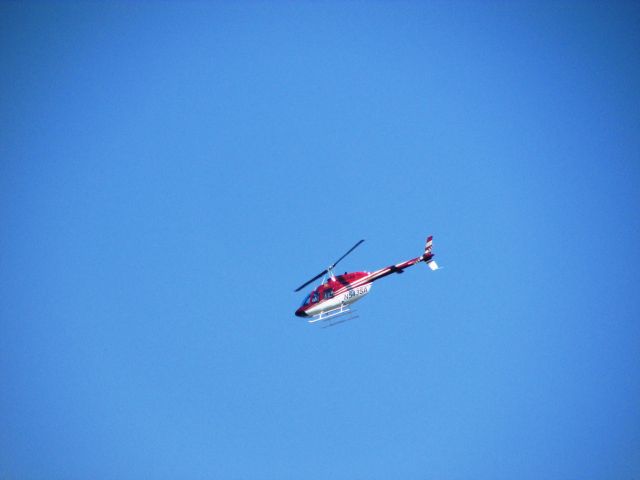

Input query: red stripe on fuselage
[331,255,423,295]
[296,255,425,317]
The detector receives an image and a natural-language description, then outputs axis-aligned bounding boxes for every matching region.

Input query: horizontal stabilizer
[427,260,439,271]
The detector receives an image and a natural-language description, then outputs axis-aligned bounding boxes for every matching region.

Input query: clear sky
[1,1,639,479]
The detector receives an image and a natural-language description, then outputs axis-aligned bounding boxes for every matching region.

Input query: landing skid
[308,304,358,327]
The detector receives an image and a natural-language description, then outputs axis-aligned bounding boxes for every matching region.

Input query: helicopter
[294,236,439,325]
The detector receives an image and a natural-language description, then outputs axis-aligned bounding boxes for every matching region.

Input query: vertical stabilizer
[423,236,439,270]
[424,236,433,258]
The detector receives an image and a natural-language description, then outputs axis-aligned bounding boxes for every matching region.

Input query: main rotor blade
[331,239,365,269]
[294,269,328,292]
[294,239,364,292]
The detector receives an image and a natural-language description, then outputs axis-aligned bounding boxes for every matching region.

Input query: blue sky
[1,2,639,478]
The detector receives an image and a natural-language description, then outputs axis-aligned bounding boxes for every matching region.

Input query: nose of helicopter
[295,307,307,318]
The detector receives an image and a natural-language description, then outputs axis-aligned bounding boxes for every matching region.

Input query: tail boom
[365,235,439,284]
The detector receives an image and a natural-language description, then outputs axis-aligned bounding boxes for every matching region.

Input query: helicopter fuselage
[296,273,373,317]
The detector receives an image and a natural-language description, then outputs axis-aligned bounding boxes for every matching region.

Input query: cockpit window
[311,291,319,303]
[300,294,311,307]
[323,288,334,299]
